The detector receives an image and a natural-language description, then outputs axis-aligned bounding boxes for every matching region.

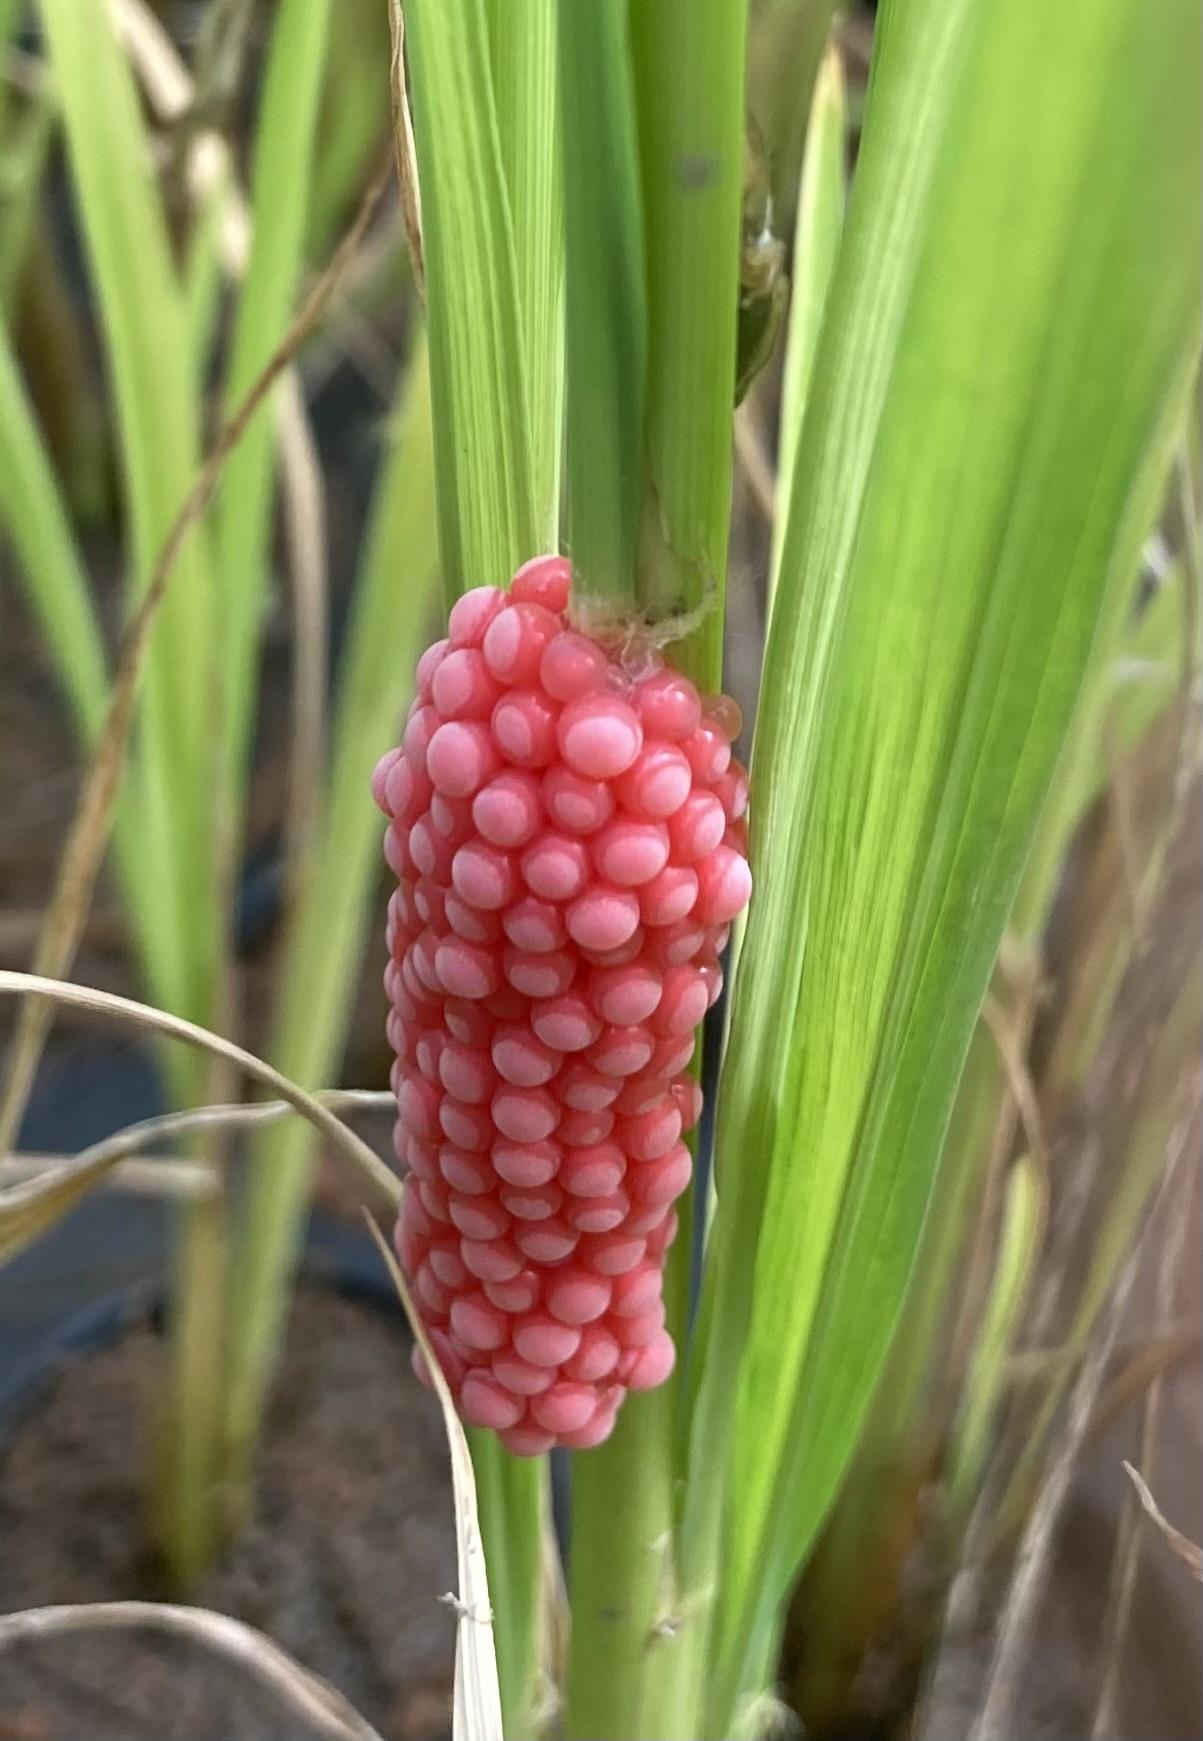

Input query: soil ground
[0,1289,456,1741]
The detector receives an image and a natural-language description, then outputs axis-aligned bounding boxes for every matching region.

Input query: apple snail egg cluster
[373,555,751,1454]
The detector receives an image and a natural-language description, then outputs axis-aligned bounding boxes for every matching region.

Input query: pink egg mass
[373,555,751,1454]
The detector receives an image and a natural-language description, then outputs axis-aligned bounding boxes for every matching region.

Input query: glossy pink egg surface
[373,555,751,1453]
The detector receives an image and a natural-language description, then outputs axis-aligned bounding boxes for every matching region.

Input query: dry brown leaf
[0,972,401,1215]
[365,1218,503,1741]
[0,1089,393,1263]
[1123,1461,1203,1581]
[0,1601,383,1741]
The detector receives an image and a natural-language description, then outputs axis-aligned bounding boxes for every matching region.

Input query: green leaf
[0,322,107,741]
[628,0,749,679]
[946,1154,1045,1509]
[404,0,537,603]
[747,0,841,221]
[37,0,219,1026]
[215,0,332,809]
[486,0,563,548]
[687,0,1201,1722]
[221,333,439,1500]
[769,43,845,605]
[559,0,645,610]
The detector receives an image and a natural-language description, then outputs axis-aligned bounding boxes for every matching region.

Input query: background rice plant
[0,0,1199,1737]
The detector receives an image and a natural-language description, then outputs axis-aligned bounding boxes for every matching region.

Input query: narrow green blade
[37,0,218,1025]
[559,0,645,611]
[769,42,845,604]
[215,0,333,808]
[685,0,1201,1721]
[487,0,563,548]
[404,0,537,602]
[628,0,749,678]
[222,334,439,1494]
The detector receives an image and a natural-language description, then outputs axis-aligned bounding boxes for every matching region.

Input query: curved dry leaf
[0,972,401,1215]
[1123,1461,1203,1581]
[0,1089,394,1266]
[365,1219,503,1741]
[0,1601,383,1741]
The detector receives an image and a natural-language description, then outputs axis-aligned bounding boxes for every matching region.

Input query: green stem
[565,1386,682,1741]
[630,0,748,658]
[470,1436,551,1738]
[154,1179,226,1588]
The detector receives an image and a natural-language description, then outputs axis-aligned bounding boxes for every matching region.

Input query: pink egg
[615,1100,682,1162]
[434,937,500,1000]
[491,690,559,768]
[609,1263,662,1319]
[492,1139,561,1188]
[667,791,726,862]
[414,638,450,700]
[426,720,499,798]
[512,1314,582,1367]
[461,1372,525,1430]
[693,845,753,926]
[472,771,543,848]
[532,1381,597,1434]
[521,832,591,901]
[452,840,516,910]
[501,894,567,952]
[638,865,699,927]
[578,1230,647,1277]
[629,1143,692,1208]
[432,647,502,721]
[438,1042,498,1105]
[557,1105,615,1148]
[545,1270,613,1326]
[438,1146,494,1194]
[590,819,671,887]
[510,553,571,611]
[542,765,616,834]
[503,945,577,999]
[588,1025,656,1078]
[460,1236,524,1283]
[560,1141,626,1199]
[558,694,643,779]
[450,1291,509,1352]
[565,886,641,951]
[484,1271,542,1314]
[624,1330,677,1391]
[681,720,732,784]
[556,1061,622,1112]
[428,1241,469,1289]
[634,670,701,740]
[491,1085,560,1143]
[499,1423,558,1457]
[615,742,693,818]
[514,1217,580,1265]
[439,1098,493,1152]
[500,1182,562,1222]
[565,1190,629,1234]
[531,994,603,1053]
[491,1024,561,1087]
[404,703,440,770]
[562,1323,621,1381]
[556,1403,619,1449]
[482,599,560,686]
[492,1353,555,1395]
[444,891,502,943]
[448,1195,511,1242]
[652,965,709,1036]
